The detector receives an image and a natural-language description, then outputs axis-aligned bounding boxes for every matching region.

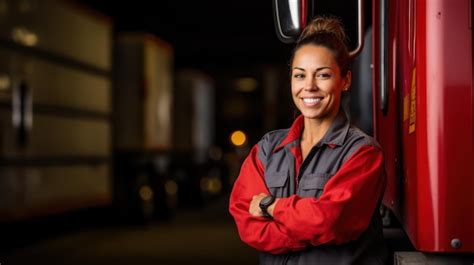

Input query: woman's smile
[301,96,324,107]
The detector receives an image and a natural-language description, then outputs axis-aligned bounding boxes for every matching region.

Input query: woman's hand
[249,193,278,217]
[249,193,267,217]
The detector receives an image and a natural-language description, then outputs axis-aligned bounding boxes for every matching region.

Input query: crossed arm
[229,144,386,254]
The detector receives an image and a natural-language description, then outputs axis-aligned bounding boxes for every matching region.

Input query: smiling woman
[229,16,388,265]
[291,45,350,126]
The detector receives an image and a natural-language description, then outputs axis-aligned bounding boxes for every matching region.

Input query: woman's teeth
[303,97,322,104]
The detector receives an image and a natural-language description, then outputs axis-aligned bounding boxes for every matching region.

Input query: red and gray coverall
[229,110,388,264]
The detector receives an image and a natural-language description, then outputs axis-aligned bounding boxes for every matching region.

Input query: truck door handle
[380,0,389,115]
[349,0,365,58]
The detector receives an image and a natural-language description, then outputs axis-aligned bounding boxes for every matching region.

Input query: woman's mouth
[302,97,323,106]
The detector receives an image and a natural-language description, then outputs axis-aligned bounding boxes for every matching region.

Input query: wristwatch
[259,194,276,218]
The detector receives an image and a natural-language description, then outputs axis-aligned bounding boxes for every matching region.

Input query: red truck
[273,0,473,263]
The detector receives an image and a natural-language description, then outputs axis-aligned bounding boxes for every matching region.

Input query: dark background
[78,0,367,68]
[77,0,371,148]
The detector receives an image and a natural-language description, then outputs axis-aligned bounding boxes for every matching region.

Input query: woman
[229,16,387,264]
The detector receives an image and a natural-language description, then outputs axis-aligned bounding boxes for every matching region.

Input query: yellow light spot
[165,180,178,196]
[200,177,222,194]
[230,130,247,146]
[208,178,222,194]
[11,26,38,47]
[139,185,154,201]
[234,77,258,92]
[0,74,11,91]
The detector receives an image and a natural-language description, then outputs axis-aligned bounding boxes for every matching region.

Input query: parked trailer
[0,1,221,225]
[0,0,113,221]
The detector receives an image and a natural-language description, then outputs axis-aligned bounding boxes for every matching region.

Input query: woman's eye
[317,73,331,79]
[293,73,305,79]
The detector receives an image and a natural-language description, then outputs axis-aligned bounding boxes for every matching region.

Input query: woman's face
[291,44,350,122]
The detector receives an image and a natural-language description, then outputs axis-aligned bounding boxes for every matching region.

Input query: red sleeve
[272,145,386,246]
[229,145,307,254]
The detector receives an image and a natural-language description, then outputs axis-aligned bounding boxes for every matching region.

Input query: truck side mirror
[272,0,310,43]
[272,0,365,58]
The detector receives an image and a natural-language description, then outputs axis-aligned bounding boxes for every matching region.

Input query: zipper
[285,147,296,195]
[296,144,320,188]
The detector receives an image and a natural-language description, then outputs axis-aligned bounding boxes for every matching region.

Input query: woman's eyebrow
[292,66,333,72]
[292,67,305,71]
[316,66,332,71]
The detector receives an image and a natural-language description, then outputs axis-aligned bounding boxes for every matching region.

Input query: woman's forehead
[292,45,339,69]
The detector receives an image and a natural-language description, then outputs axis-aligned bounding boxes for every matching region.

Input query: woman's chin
[301,111,324,120]
[299,108,336,121]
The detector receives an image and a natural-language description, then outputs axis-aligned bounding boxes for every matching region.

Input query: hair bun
[299,16,347,44]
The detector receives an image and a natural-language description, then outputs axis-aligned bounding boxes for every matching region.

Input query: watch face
[261,196,272,205]
[260,195,275,208]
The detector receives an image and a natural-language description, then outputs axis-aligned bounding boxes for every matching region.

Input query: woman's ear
[342,71,352,91]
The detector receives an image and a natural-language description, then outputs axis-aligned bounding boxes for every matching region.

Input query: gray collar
[318,109,350,147]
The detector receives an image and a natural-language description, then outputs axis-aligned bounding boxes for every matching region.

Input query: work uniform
[229,110,388,265]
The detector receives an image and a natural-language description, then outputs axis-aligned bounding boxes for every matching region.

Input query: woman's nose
[304,77,317,91]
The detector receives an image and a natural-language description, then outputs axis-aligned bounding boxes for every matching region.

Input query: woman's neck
[301,113,338,147]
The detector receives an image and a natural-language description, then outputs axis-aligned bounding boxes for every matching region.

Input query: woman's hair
[290,16,351,76]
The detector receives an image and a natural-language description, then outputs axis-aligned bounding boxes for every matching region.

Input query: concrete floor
[2,198,258,265]
[1,197,413,265]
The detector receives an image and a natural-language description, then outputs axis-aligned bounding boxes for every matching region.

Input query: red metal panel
[375,0,474,253]
[411,0,433,251]
[416,0,474,252]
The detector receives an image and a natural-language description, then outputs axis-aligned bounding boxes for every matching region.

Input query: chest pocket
[265,173,289,198]
[298,172,332,198]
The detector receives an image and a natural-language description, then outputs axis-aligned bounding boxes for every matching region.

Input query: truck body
[273,0,473,261]
[373,0,473,253]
